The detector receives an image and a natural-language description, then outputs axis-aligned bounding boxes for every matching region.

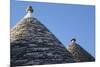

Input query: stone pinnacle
[24,6,34,18]
[26,6,34,13]
[71,38,76,43]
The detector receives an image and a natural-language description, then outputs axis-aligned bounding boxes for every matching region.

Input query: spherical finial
[71,38,76,42]
[26,6,34,13]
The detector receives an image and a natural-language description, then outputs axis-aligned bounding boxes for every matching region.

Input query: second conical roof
[67,39,95,62]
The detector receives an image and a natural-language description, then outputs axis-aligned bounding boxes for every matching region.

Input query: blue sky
[11,0,95,57]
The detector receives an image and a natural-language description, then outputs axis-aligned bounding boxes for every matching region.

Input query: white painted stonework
[24,11,33,18]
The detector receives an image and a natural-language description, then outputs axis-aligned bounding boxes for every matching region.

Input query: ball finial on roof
[26,6,34,13]
[71,38,76,42]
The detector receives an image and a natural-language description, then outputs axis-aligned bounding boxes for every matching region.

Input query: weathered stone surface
[11,17,75,66]
[67,42,95,62]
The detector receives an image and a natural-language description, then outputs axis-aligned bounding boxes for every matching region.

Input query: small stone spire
[24,6,34,18]
[71,38,76,43]
[26,6,34,13]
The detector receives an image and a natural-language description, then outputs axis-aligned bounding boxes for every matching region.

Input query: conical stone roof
[67,38,95,62]
[10,6,75,66]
